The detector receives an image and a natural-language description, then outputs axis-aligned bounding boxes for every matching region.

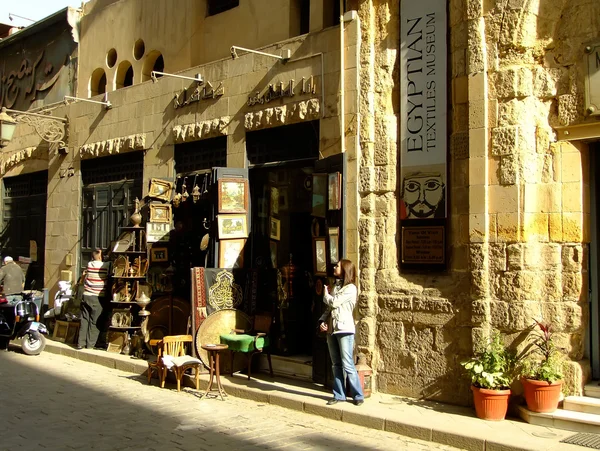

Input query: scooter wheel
[21,332,46,355]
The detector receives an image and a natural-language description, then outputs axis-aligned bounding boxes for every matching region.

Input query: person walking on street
[0,256,25,304]
[318,259,365,406]
[77,249,110,350]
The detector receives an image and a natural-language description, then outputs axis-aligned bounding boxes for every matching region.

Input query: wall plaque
[401,226,444,264]
[146,222,170,243]
[585,42,600,116]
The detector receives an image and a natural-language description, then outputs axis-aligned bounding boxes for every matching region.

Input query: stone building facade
[1,0,599,405]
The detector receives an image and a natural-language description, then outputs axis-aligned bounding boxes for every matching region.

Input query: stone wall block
[491,127,517,156]
[558,94,579,126]
[360,193,375,215]
[466,19,485,73]
[492,67,533,99]
[562,245,583,272]
[470,270,488,303]
[543,302,582,333]
[378,321,405,350]
[500,271,542,301]
[499,155,519,185]
[532,67,561,99]
[468,244,485,271]
[489,243,507,272]
[506,243,524,270]
[358,268,375,293]
[375,166,396,192]
[541,271,563,302]
[536,126,555,154]
[507,301,542,331]
[356,319,374,347]
[562,271,583,302]
[562,360,589,398]
[490,301,510,329]
[357,292,376,319]
[541,154,554,183]
[359,166,376,193]
[523,243,561,270]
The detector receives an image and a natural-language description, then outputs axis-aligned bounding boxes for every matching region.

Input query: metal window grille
[81,153,143,185]
[175,137,227,174]
[246,121,320,166]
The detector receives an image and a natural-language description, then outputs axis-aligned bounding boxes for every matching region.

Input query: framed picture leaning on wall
[218,178,249,213]
[313,237,327,276]
[218,239,246,269]
[217,214,248,239]
[149,203,172,223]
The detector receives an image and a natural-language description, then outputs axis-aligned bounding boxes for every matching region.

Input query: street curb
[43,340,579,451]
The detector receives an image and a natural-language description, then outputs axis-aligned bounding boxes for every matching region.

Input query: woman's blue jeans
[326,332,364,401]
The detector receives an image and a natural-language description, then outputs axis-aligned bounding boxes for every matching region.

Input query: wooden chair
[219,312,273,380]
[147,335,202,391]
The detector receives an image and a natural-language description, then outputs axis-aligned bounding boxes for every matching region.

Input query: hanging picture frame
[150,247,168,262]
[149,203,172,223]
[311,173,327,218]
[218,178,249,213]
[148,178,173,201]
[328,172,342,210]
[313,237,327,276]
[218,239,246,268]
[270,186,279,216]
[328,227,340,265]
[217,214,248,239]
[269,217,281,241]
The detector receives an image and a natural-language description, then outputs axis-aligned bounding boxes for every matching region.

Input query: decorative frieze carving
[244,98,320,131]
[0,146,42,174]
[79,133,146,158]
[172,116,230,143]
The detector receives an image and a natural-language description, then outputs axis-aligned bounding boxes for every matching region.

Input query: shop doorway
[246,121,321,379]
[0,171,48,286]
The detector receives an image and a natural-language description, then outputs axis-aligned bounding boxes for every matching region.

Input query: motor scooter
[0,283,47,355]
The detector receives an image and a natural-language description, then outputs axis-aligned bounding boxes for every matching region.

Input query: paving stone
[0,349,462,451]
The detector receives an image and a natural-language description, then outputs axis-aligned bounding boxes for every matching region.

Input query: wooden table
[201,343,228,400]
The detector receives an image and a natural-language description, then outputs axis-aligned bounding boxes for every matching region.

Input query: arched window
[142,51,165,82]
[89,68,107,97]
[116,61,134,89]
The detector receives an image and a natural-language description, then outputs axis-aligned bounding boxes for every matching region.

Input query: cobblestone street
[0,347,463,451]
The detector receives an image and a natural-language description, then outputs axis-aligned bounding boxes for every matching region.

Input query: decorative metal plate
[195,308,251,371]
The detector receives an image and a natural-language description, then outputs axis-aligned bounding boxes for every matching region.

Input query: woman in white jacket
[318,259,364,406]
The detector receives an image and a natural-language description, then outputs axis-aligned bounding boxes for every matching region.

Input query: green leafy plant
[461,332,516,390]
[520,319,563,383]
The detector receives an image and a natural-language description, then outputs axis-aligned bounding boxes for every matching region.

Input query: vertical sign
[400,0,447,219]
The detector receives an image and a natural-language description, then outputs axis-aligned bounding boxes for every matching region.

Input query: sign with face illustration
[400,169,445,219]
[400,0,447,219]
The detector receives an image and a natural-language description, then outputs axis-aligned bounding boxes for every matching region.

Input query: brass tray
[195,308,251,371]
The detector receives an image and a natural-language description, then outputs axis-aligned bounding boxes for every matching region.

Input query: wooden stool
[201,344,228,400]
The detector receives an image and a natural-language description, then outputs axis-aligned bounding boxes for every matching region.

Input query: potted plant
[520,319,564,413]
[461,332,516,421]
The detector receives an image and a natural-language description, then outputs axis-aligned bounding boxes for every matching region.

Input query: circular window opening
[106,48,117,68]
[134,39,145,60]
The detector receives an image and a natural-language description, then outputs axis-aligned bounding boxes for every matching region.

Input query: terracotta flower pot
[471,385,511,421]
[521,378,563,413]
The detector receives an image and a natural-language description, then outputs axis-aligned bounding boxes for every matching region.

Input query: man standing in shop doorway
[77,249,110,350]
[0,256,25,304]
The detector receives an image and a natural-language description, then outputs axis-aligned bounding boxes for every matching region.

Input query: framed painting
[313,237,327,276]
[150,247,168,262]
[269,217,280,241]
[328,227,340,264]
[328,172,342,210]
[218,239,246,268]
[312,173,327,218]
[217,214,248,239]
[149,203,172,223]
[270,186,279,216]
[148,178,173,201]
[218,178,249,213]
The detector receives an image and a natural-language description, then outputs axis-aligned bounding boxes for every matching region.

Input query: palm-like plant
[521,319,563,383]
